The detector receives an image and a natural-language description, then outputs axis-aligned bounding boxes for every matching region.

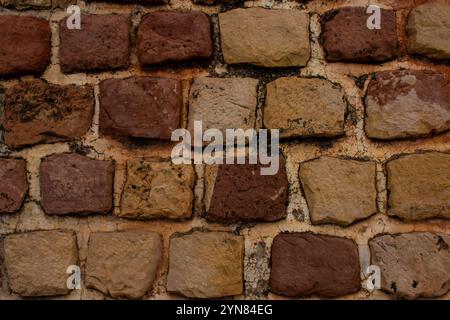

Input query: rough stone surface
[100,77,182,139]
[0,158,28,213]
[59,14,130,73]
[407,2,450,59]
[0,15,51,76]
[4,230,78,297]
[2,80,94,149]
[386,152,450,220]
[167,231,244,298]
[205,156,288,222]
[370,232,450,299]
[120,159,195,219]
[270,233,360,297]
[365,70,450,140]
[219,8,310,67]
[264,77,346,138]
[299,157,377,226]
[137,11,213,65]
[40,153,114,215]
[188,77,258,134]
[86,231,162,299]
[321,7,397,62]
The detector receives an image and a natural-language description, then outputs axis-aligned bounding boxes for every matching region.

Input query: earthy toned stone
[2,80,94,149]
[167,231,244,298]
[188,77,258,135]
[321,7,397,62]
[40,153,114,215]
[0,16,51,76]
[270,233,360,297]
[0,236,4,291]
[219,8,310,67]
[1,0,51,8]
[120,159,195,219]
[365,70,450,140]
[264,77,346,138]
[4,230,78,297]
[0,158,28,213]
[137,11,213,65]
[205,156,288,222]
[100,77,182,139]
[370,232,450,299]
[299,157,377,226]
[386,152,450,220]
[86,231,162,299]
[59,14,130,73]
[407,1,450,59]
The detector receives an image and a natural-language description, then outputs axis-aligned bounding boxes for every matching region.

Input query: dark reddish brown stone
[99,77,182,139]
[0,16,51,76]
[0,159,28,213]
[321,7,397,62]
[206,156,288,222]
[270,233,360,298]
[59,14,130,73]
[2,80,94,149]
[137,11,213,65]
[40,153,114,215]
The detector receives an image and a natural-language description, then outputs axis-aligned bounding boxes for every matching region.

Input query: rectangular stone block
[0,158,28,213]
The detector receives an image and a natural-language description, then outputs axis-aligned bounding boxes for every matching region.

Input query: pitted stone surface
[0,158,28,213]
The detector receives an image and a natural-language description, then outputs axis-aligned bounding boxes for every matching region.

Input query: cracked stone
[0,158,28,213]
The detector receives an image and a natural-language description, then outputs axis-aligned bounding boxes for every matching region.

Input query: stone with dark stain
[270,233,360,298]
[0,158,28,213]
[2,80,94,149]
[40,153,114,215]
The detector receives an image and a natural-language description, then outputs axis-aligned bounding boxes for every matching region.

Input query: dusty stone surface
[120,159,195,219]
[321,7,397,62]
[4,230,78,297]
[407,1,450,59]
[219,8,310,67]
[264,77,346,138]
[386,152,450,220]
[86,231,162,299]
[100,77,182,140]
[137,11,213,65]
[40,153,114,215]
[0,15,51,76]
[2,80,94,149]
[0,159,28,213]
[167,231,244,298]
[270,233,360,298]
[188,77,258,135]
[299,157,377,226]
[1,0,50,8]
[365,70,450,140]
[370,232,450,299]
[59,14,130,73]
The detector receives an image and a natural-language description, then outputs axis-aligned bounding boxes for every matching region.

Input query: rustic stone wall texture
[0,0,449,300]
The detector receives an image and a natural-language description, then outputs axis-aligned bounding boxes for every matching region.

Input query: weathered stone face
[59,14,130,73]
[167,231,244,298]
[365,70,450,140]
[386,152,450,220]
[321,7,397,62]
[370,232,450,299]
[0,15,51,76]
[299,157,377,226]
[40,153,114,215]
[120,159,195,219]
[270,233,360,298]
[100,77,182,140]
[205,156,288,223]
[4,230,78,297]
[137,11,213,65]
[1,0,51,8]
[264,77,346,138]
[219,8,310,67]
[86,231,162,299]
[407,2,450,59]
[2,80,94,149]
[0,159,28,213]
